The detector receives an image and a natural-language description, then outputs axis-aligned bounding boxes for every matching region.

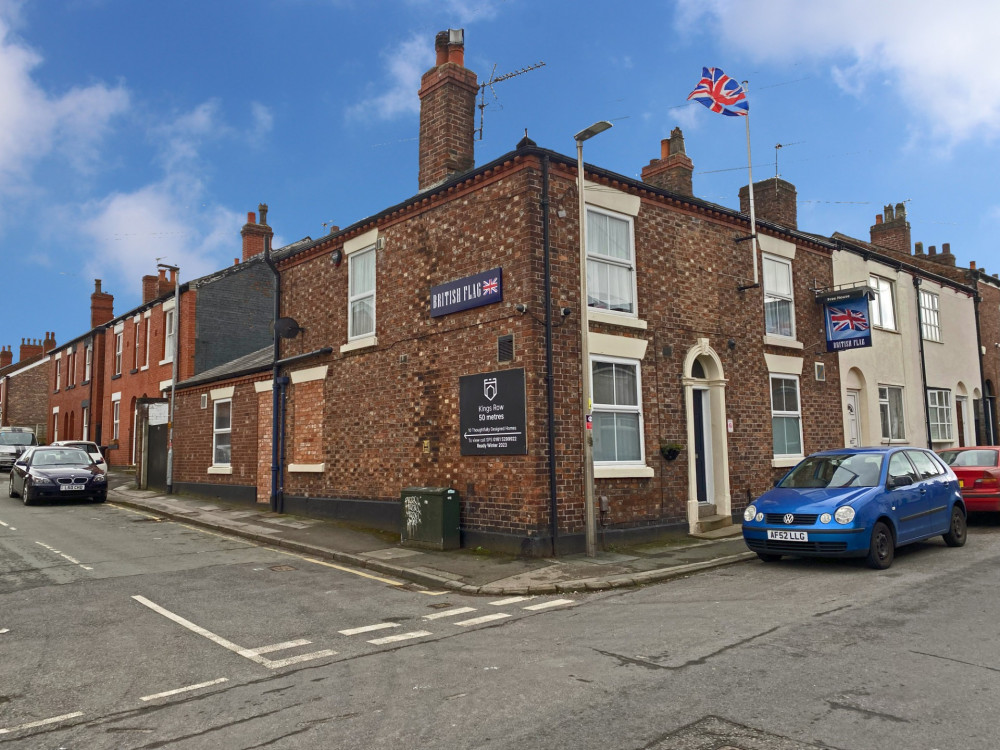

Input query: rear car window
[939,449,999,468]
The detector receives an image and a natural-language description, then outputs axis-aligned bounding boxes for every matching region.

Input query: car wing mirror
[888,475,913,489]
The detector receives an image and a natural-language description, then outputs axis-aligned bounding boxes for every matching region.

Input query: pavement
[107,479,755,596]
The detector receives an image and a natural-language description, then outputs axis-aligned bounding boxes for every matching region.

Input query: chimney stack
[19,338,42,362]
[418,29,477,191]
[90,279,114,328]
[43,332,56,352]
[142,274,158,303]
[641,128,694,196]
[0,346,12,369]
[739,177,797,229]
[241,203,273,261]
[870,203,911,257]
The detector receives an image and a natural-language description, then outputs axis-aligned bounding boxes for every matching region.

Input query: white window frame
[591,354,645,465]
[869,275,897,331]
[762,254,796,339]
[133,320,141,370]
[163,308,176,361]
[84,345,93,382]
[112,400,120,441]
[82,406,89,441]
[52,407,59,442]
[143,317,150,368]
[769,374,803,458]
[920,289,941,342]
[879,385,906,441]
[585,206,637,317]
[212,398,233,466]
[928,388,953,441]
[348,246,376,340]
[55,357,61,391]
[114,331,123,375]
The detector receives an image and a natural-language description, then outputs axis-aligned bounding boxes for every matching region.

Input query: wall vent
[200,393,208,409]
[498,334,514,363]
[815,362,826,381]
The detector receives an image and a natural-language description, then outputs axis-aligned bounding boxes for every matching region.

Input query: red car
[937,447,1000,511]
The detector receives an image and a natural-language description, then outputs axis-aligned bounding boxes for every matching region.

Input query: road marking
[107,503,162,520]
[455,613,510,627]
[244,639,312,655]
[0,519,15,530]
[368,630,433,645]
[417,590,449,596]
[0,711,84,735]
[271,548,404,586]
[490,596,534,606]
[0,628,9,634]
[34,541,93,571]
[423,606,477,620]
[523,599,575,611]
[132,595,336,670]
[339,623,399,636]
[140,678,228,702]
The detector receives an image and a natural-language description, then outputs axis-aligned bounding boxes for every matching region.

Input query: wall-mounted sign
[824,295,872,352]
[431,267,503,317]
[148,403,169,426]
[459,368,527,455]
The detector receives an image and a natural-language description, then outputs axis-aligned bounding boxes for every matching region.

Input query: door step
[697,503,717,519]
[692,514,739,538]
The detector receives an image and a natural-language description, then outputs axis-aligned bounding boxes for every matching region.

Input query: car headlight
[834,506,856,524]
[820,513,832,524]
[743,505,757,522]
[32,475,54,485]
[92,474,106,483]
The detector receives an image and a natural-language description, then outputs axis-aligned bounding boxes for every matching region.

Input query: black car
[7,447,108,505]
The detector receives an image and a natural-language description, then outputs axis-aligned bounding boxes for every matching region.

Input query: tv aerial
[774,141,804,178]
[476,60,546,141]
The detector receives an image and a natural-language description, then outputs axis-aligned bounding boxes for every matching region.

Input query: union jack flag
[829,307,869,332]
[687,67,749,117]
[482,277,499,295]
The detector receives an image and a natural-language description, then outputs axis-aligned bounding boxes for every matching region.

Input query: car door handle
[919,488,927,494]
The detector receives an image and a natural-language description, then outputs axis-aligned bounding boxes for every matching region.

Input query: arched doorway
[682,339,730,533]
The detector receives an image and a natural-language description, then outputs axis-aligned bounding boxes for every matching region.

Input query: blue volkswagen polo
[742,447,966,569]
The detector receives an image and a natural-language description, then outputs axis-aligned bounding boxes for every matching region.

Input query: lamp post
[575,120,612,558]
[157,263,180,494]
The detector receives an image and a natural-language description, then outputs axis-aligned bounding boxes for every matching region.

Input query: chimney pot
[942,242,951,254]
[971,260,977,270]
[929,245,937,255]
[915,242,924,255]
[248,211,256,224]
[258,203,268,225]
[875,215,883,225]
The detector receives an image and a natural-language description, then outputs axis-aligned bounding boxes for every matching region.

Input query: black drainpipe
[542,155,559,556]
[913,277,933,447]
[972,290,991,444]
[263,237,282,512]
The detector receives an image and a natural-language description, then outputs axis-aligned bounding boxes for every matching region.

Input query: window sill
[587,309,647,330]
[159,358,174,366]
[81,380,90,386]
[930,437,954,444]
[65,384,76,391]
[883,438,908,444]
[762,335,804,350]
[771,456,803,468]
[111,373,122,380]
[140,365,149,372]
[207,466,232,475]
[288,463,325,473]
[341,336,377,354]
[594,464,655,479]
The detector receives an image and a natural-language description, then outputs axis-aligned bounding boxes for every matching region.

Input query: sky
[2,0,999,353]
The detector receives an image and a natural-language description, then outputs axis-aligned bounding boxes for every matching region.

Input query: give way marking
[132,595,336,670]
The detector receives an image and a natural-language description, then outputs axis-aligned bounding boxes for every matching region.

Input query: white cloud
[346,33,431,121]
[0,8,129,190]
[406,0,502,24]
[675,0,1000,143]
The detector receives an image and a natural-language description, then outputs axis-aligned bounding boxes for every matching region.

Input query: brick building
[170,30,845,555]
[0,335,58,439]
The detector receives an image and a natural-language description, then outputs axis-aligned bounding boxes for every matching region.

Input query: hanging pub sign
[459,368,527,455]
[821,289,873,352]
[430,267,503,317]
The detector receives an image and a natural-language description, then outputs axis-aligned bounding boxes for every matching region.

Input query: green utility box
[400,486,461,550]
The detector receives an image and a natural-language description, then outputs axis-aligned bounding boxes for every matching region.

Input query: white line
[489,596,534,606]
[245,639,312,656]
[0,711,84,735]
[422,607,476,620]
[339,623,399,636]
[271,549,403,585]
[140,678,228,702]
[0,520,9,527]
[34,541,92,572]
[368,630,432,645]
[265,650,338,669]
[0,628,9,634]
[455,613,511,627]
[523,599,575,611]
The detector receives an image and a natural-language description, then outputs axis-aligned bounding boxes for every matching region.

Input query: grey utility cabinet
[400,487,460,550]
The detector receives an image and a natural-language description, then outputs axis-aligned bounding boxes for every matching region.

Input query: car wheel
[756,552,782,563]
[21,480,34,506]
[866,521,894,569]
[8,475,17,499]
[943,506,967,547]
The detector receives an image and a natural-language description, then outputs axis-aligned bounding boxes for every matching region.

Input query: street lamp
[575,120,612,558]
[158,263,180,494]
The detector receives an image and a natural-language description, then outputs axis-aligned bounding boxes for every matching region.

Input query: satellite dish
[272,317,303,339]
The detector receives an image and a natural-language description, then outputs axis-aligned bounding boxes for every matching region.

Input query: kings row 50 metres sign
[459,368,527,455]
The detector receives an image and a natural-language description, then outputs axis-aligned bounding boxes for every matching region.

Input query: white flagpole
[742,80,759,286]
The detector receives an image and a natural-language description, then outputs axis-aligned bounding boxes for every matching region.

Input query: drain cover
[269,565,297,572]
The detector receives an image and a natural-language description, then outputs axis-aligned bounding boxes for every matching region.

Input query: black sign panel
[459,368,527,455]
[430,267,503,317]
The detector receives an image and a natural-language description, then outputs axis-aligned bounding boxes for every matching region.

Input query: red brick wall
[1,357,51,438]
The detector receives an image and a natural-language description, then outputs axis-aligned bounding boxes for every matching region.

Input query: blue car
[742,447,966,569]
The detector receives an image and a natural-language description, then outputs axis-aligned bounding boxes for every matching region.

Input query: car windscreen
[30,449,93,467]
[780,453,884,489]
[938,449,999,468]
[0,432,34,446]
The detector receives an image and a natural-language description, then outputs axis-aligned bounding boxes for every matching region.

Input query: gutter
[263,237,282,512]
[542,155,559,555]
[913,277,933,447]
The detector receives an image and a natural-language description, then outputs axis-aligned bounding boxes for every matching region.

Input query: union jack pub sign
[430,267,503,318]
[823,293,872,352]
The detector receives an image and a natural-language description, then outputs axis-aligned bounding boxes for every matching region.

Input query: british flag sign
[687,67,749,117]
[824,295,873,352]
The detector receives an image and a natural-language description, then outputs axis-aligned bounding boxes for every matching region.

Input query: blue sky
[2,0,998,350]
